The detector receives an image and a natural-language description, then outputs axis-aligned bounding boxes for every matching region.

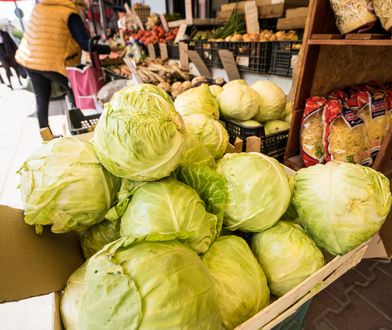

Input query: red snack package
[324,98,372,166]
[300,96,327,167]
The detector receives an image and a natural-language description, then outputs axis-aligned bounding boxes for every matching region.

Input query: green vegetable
[174,84,220,119]
[18,137,118,234]
[94,84,185,181]
[251,81,286,122]
[216,153,291,232]
[240,120,262,128]
[264,120,290,135]
[120,177,218,254]
[281,101,293,124]
[79,219,120,258]
[283,174,298,220]
[61,263,87,330]
[179,132,216,168]
[77,237,222,329]
[252,221,325,297]
[212,7,246,39]
[174,164,227,236]
[183,114,229,158]
[218,80,261,121]
[203,236,270,329]
[294,161,392,255]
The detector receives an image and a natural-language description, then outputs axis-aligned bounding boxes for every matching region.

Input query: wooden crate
[277,7,308,30]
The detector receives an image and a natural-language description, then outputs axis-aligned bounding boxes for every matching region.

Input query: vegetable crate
[103,67,128,81]
[66,108,101,135]
[192,40,222,68]
[167,43,179,59]
[220,42,272,74]
[223,119,289,161]
[269,41,302,77]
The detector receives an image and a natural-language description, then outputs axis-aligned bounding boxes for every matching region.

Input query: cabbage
[174,164,227,236]
[18,137,118,234]
[120,177,218,254]
[251,81,286,122]
[174,84,220,119]
[217,80,260,121]
[264,120,290,135]
[183,114,229,158]
[216,153,291,232]
[281,101,293,124]
[79,219,120,258]
[203,236,270,329]
[94,84,185,181]
[61,263,87,330]
[294,161,392,255]
[77,237,222,329]
[252,221,325,297]
[179,132,216,168]
[283,175,298,220]
[240,119,262,128]
[209,84,223,97]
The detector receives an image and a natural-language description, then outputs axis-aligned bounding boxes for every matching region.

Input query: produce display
[373,0,392,32]
[17,84,392,329]
[300,83,392,167]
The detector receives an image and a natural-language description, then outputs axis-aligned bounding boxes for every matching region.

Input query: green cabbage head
[251,80,286,122]
[121,177,218,254]
[209,84,223,97]
[216,152,291,232]
[94,84,185,181]
[178,132,216,168]
[18,137,118,233]
[218,80,261,121]
[252,221,325,297]
[174,84,220,119]
[203,236,270,329]
[264,120,290,135]
[183,114,229,158]
[76,237,222,329]
[294,161,392,255]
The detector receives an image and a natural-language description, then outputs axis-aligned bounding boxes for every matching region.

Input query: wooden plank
[345,33,389,40]
[258,3,285,18]
[174,23,187,43]
[284,155,304,171]
[286,6,308,18]
[277,16,307,30]
[187,50,212,78]
[218,49,241,81]
[159,43,168,60]
[160,14,169,32]
[373,124,392,175]
[236,242,368,329]
[185,0,193,25]
[147,44,156,59]
[234,137,244,153]
[246,136,261,152]
[311,34,344,39]
[179,42,189,71]
[168,19,186,28]
[308,39,392,46]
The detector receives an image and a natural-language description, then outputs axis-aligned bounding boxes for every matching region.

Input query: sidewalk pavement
[0,83,68,209]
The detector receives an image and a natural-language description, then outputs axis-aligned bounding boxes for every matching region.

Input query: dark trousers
[26,69,74,129]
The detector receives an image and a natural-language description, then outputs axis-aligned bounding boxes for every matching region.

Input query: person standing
[0,29,24,89]
[15,0,111,136]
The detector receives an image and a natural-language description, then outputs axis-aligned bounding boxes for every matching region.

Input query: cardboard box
[0,201,381,329]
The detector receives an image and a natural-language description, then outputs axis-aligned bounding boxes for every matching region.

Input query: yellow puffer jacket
[15,0,81,76]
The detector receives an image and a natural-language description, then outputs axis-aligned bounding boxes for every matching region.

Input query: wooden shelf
[308,39,392,46]
[168,18,224,28]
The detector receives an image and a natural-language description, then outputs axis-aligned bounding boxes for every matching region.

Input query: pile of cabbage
[216,79,292,135]
[17,83,391,330]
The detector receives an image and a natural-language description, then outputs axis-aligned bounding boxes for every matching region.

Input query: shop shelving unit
[284,0,392,178]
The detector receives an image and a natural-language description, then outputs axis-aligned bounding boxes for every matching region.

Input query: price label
[236,56,249,67]
[244,1,260,34]
[187,50,212,78]
[159,43,168,60]
[160,14,169,32]
[147,44,156,59]
[179,42,189,71]
[291,54,299,69]
[174,23,187,43]
[219,49,241,81]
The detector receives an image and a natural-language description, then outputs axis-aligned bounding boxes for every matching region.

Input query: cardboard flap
[0,206,84,303]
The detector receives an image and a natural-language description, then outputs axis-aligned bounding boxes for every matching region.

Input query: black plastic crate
[220,42,271,74]
[167,43,179,59]
[67,108,101,135]
[222,118,289,160]
[269,41,302,77]
[103,67,128,81]
[192,40,222,68]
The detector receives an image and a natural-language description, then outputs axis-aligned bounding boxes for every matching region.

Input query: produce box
[0,190,376,329]
[269,41,302,77]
